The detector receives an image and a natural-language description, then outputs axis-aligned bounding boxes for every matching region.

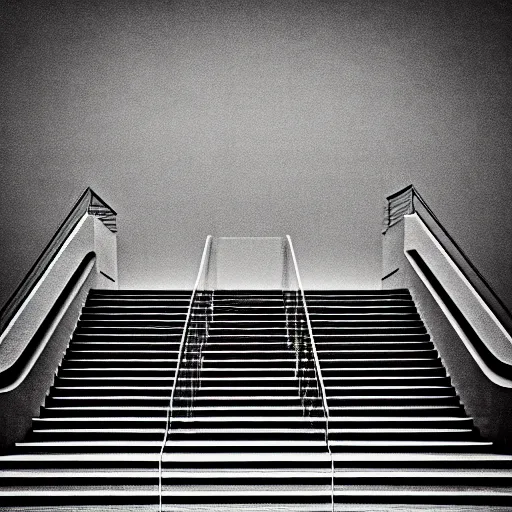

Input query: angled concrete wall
[383,216,512,451]
[0,215,117,451]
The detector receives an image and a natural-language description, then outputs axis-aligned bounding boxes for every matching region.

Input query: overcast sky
[1,0,511,304]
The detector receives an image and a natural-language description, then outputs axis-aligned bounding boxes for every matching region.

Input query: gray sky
[1,0,511,305]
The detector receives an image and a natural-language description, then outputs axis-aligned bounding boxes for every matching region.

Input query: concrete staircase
[306,289,512,506]
[0,290,191,506]
[0,288,511,509]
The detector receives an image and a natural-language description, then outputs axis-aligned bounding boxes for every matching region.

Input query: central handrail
[285,237,330,428]
[158,236,212,512]
[285,236,334,511]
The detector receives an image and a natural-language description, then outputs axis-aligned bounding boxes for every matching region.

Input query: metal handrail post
[286,236,334,512]
[158,236,212,512]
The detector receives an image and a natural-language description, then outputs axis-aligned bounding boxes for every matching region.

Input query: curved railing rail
[0,252,96,390]
[0,188,116,335]
[158,236,212,511]
[384,184,512,338]
[285,236,334,511]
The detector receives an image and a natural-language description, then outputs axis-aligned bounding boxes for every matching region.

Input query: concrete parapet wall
[382,216,512,451]
[0,214,117,451]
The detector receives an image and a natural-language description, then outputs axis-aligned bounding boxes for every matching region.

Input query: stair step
[34,416,473,431]
[173,397,305,406]
[323,376,451,386]
[182,368,299,377]
[189,387,301,396]
[54,376,176,385]
[322,367,446,377]
[311,320,424,326]
[329,405,466,417]
[1,487,512,507]
[164,440,329,452]
[86,299,190,306]
[82,306,189,313]
[54,376,305,388]
[307,307,417,313]
[78,320,186,328]
[34,416,323,426]
[46,397,173,407]
[305,290,410,297]
[201,351,294,359]
[50,386,174,396]
[209,307,283,313]
[0,453,160,469]
[328,428,477,441]
[80,313,187,320]
[27,428,166,440]
[306,299,415,305]
[0,469,158,485]
[51,387,303,398]
[72,333,183,339]
[14,441,164,453]
[330,452,512,468]
[317,350,437,359]
[207,321,287,328]
[90,290,191,296]
[58,369,178,377]
[201,359,297,369]
[330,440,493,453]
[329,417,473,428]
[41,407,170,418]
[0,469,334,483]
[331,487,512,505]
[327,396,461,406]
[315,342,435,350]
[202,314,287,321]
[320,358,442,368]
[61,360,178,369]
[326,386,457,397]
[64,354,178,362]
[40,406,308,418]
[331,469,512,485]
[69,341,180,349]
[198,343,293,351]
[176,406,309,416]
[0,451,330,466]
[312,328,428,335]
[309,314,421,320]
[76,327,185,334]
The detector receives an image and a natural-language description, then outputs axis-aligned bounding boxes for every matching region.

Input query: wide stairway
[0,289,511,509]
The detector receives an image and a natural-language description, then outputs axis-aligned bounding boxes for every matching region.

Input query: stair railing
[0,188,117,335]
[284,236,335,511]
[158,236,213,512]
[176,290,212,415]
[384,184,512,336]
